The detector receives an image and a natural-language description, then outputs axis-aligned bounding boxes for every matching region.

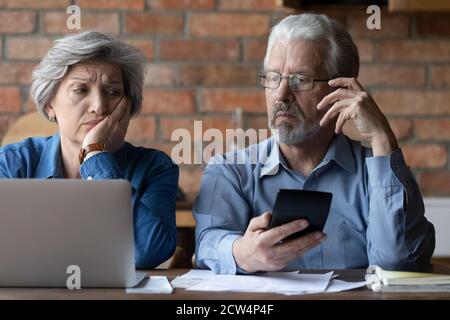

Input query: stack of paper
[365,265,450,292]
[171,270,366,295]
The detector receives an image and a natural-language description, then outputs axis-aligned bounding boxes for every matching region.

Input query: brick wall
[0,1,450,199]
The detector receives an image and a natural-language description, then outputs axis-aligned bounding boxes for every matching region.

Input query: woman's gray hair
[31,30,147,120]
[264,14,359,78]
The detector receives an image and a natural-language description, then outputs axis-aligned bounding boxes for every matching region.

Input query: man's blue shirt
[194,134,435,274]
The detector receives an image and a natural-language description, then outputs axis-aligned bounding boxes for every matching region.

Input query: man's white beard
[273,120,321,145]
[269,101,321,145]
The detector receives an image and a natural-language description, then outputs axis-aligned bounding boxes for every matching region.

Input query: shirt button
[87,176,93,181]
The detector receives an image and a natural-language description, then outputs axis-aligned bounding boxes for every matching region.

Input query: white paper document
[324,279,367,293]
[171,269,217,288]
[171,269,364,295]
[126,276,173,294]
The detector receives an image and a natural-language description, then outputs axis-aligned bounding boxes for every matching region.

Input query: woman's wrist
[79,143,108,164]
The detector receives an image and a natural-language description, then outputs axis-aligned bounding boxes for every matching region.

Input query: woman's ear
[44,105,57,122]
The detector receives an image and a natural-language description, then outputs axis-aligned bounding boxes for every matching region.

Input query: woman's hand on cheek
[109,98,131,152]
[82,97,131,152]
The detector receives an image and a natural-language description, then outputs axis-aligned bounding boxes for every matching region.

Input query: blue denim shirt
[194,134,435,274]
[0,134,179,269]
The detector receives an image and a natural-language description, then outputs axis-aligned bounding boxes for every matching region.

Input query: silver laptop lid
[0,179,136,288]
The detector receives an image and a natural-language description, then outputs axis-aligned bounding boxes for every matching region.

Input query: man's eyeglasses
[258,71,330,92]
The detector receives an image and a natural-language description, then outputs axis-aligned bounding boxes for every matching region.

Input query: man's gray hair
[31,31,147,120]
[264,14,359,78]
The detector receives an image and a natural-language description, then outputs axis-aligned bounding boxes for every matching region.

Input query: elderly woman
[0,31,178,269]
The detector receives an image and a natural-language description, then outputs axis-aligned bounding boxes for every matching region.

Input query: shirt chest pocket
[340,220,369,268]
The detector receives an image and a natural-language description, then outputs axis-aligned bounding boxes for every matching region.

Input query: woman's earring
[49,115,56,122]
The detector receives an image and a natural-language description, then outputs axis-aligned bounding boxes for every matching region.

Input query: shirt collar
[259,133,356,178]
[35,133,64,179]
[259,137,282,178]
[321,133,356,174]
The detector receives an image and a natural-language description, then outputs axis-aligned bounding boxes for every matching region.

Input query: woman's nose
[89,91,108,115]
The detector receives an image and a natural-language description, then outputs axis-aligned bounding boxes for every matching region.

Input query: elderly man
[193,14,435,274]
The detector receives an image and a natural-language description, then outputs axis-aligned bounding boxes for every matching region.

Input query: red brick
[179,166,204,198]
[353,39,373,62]
[389,118,413,140]
[7,38,54,61]
[123,39,154,60]
[180,65,258,86]
[125,116,156,142]
[144,64,178,87]
[0,12,36,33]
[218,0,285,10]
[358,65,425,87]
[189,13,269,37]
[421,171,450,196]
[430,65,450,88]
[160,115,233,140]
[0,63,35,85]
[142,90,195,114]
[243,39,267,61]
[402,144,447,169]
[200,89,265,113]
[348,15,409,38]
[0,115,19,143]
[163,115,267,164]
[373,91,450,116]
[300,4,367,16]
[247,115,269,130]
[379,41,450,62]
[147,0,214,10]
[298,7,347,26]
[416,14,450,38]
[246,115,273,142]
[125,13,184,35]
[0,0,68,8]
[43,12,119,34]
[76,0,144,9]
[0,87,21,113]
[160,39,239,61]
[415,119,450,140]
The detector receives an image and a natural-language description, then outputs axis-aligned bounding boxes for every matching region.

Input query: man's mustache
[271,101,302,120]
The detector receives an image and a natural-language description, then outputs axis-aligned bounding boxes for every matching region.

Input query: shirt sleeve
[365,149,435,269]
[193,157,251,275]
[0,152,9,178]
[0,146,28,178]
[80,151,122,180]
[80,151,179,269]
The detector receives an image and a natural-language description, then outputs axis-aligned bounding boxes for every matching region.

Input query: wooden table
[1,268,450,300]
[176,209,195,228]
[176,201,195,228]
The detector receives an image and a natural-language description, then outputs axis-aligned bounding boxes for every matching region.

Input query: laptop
[0,179,146,288]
